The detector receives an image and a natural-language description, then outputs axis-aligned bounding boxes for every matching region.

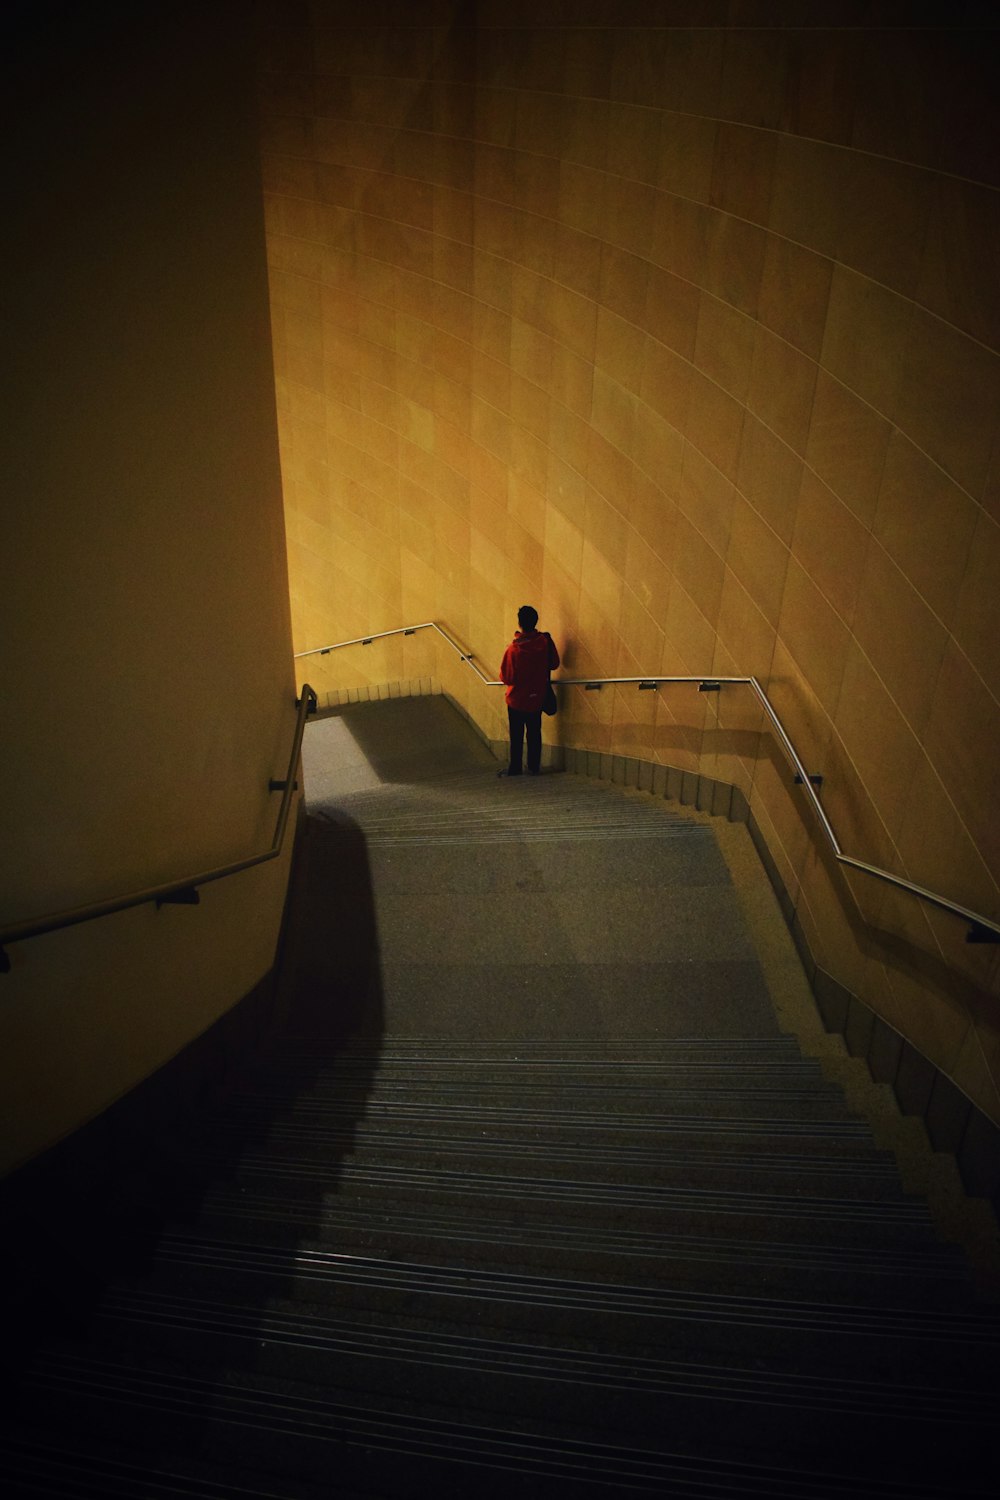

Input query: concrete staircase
[2,696,997,1498]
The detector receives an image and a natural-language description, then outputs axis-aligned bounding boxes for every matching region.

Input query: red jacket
[499,630,560,711]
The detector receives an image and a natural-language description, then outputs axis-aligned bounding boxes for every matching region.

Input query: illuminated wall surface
[261,3,1000,1121]
[0,7,296,1175]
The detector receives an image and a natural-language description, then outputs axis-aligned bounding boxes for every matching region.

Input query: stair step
[208,1125,908,1174]
[90,1285,998,1428]
[202,1155,933,1228]
[276,1037,812,1055]
[224,1098,877,1133]
[185,1191,972,1296]
[0,1437,359,1500]
[14,1350,995,1498]
[203,1129,907,1201]
[193,1170,939,1254]
[146,1236,1000,1368]
[236,1078,855,1105]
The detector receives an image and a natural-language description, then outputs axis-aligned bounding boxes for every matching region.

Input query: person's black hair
[517,604,539,631]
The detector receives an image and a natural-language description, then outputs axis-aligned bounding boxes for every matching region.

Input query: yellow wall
[261,4,1000,1123]
[0,4,297,1175]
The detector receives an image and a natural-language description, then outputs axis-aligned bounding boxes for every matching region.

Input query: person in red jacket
[498,605,560,777]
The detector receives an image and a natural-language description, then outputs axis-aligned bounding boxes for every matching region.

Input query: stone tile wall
[260,3,1000,1124]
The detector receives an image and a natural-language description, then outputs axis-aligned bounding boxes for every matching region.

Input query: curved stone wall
[2,6,296,1176]
[261,4,1000,1122]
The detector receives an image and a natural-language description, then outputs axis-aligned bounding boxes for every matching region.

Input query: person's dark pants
[507,707,543,775]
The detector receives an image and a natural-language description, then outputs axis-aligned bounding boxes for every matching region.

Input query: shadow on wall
[750,734,994,1013]
[556,637,577,673]
[0,808,386,1448]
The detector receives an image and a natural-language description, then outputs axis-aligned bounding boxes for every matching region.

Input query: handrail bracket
[156,887,200,910]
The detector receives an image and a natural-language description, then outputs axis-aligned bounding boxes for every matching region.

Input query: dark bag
[541,631,557,715]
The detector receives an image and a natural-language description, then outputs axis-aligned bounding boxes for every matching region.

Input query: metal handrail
[296,623,1000,943]
[0,686,319,972]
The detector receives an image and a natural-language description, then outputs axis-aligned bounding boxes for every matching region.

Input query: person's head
[517,604,539,632]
